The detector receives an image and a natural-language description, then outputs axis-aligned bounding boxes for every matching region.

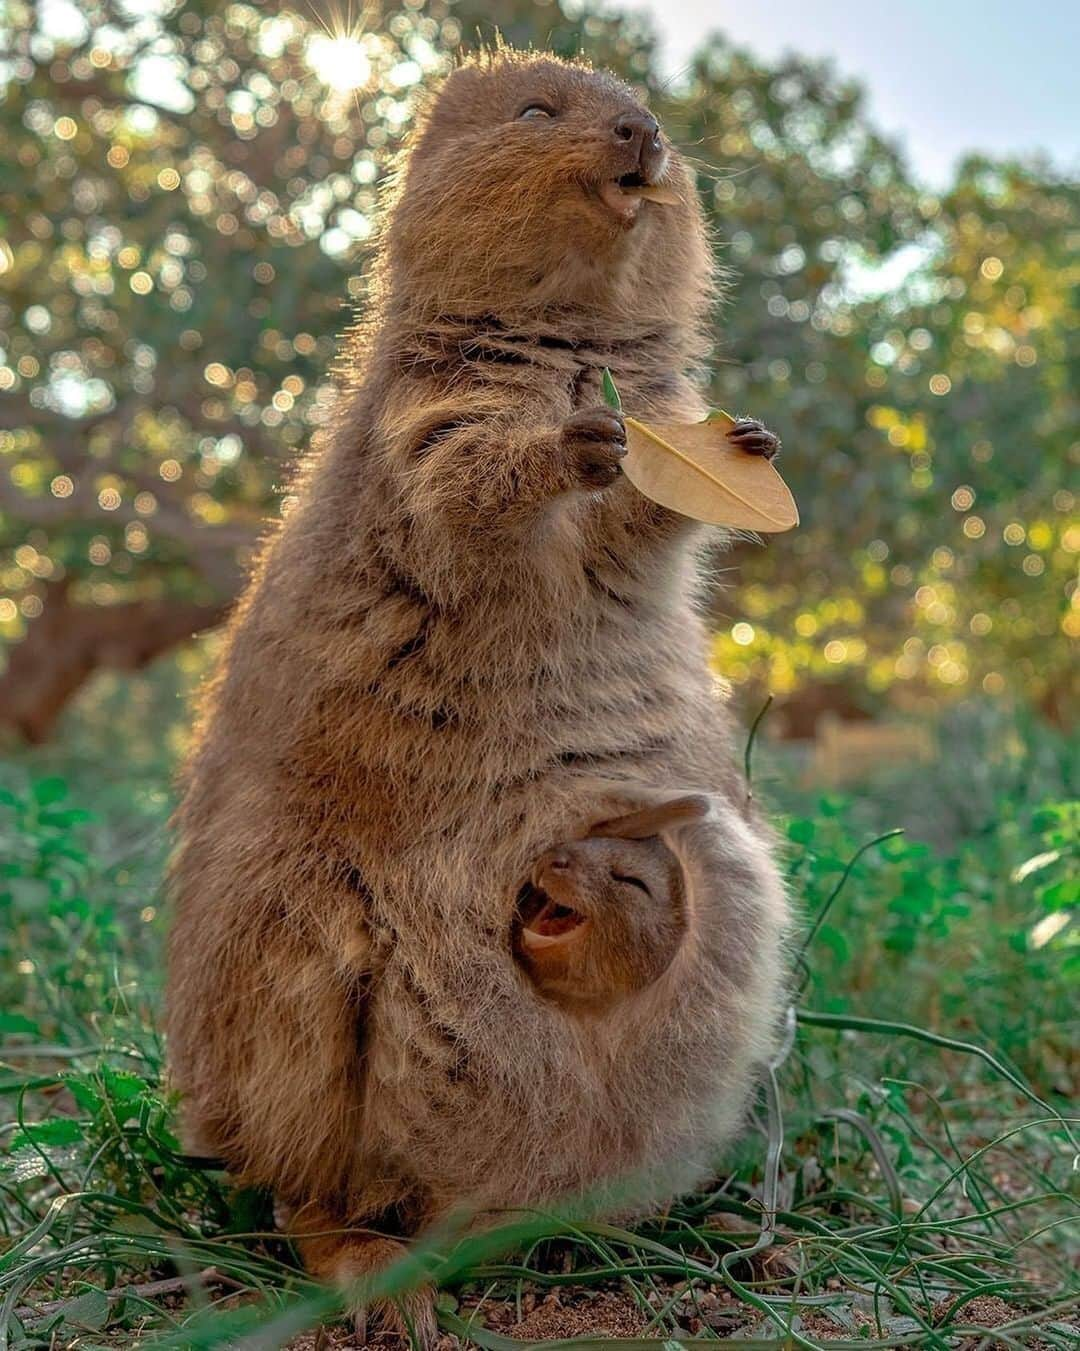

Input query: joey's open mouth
[516,882,587,948]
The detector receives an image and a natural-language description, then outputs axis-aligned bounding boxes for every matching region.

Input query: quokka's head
[381,50,712,322]
[514,794,710,1010]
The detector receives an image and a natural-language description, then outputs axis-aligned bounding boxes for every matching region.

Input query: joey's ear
[589,794,711,840]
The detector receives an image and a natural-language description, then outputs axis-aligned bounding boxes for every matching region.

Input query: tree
[700,128,1078,722]
[662,40,1076,725]
[0,0,463,737]
[1,0,1074,739]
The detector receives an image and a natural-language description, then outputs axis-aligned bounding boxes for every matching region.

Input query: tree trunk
[0,582,229,743]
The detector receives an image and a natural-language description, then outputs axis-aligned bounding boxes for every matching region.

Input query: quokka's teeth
[637,184,681,205]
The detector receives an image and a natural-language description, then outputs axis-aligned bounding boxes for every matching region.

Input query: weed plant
[0,674,1076,1348]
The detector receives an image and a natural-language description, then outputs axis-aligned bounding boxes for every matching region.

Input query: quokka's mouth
[596,173,681,222]
[516,882,587,950]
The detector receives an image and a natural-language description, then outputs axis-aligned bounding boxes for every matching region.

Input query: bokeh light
[306,34,371,92]
[0,0,1074,731]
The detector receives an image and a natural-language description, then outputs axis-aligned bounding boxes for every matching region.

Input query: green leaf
[32,777,68,807]
[600,367,622,411]
[16,1118,84,1147]
[63,1074,104,1115]
[102,1065,150,1104]
[39,807,93,828]
[1039,877,1079,910]
[49,1288,112,1331]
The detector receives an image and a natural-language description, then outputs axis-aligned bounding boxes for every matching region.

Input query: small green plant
[1,694,1077,1347]
[1013,801,1079,969]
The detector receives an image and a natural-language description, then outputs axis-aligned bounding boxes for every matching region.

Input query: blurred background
[0,0,1075,749]
[0,5,1075,1339]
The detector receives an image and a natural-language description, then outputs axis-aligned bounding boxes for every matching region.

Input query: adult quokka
[167,49,789,1343]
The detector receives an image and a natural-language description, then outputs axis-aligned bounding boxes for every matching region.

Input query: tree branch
[0,581,232,742]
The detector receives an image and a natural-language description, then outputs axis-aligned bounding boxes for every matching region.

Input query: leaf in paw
[563,407,628,488]
[726,418,781,460]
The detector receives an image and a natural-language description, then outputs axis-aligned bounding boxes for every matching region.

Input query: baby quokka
[516,795,709,1010]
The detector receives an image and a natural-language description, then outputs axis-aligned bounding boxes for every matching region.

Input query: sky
[640,0,1080,186]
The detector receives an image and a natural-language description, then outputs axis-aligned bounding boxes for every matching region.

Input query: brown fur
[166,48,789,1325]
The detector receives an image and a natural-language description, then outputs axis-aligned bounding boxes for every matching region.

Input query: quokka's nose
[612,111,662,167]
[532,849,575,888]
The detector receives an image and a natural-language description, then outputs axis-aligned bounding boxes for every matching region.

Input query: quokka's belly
[360,943,741,1214]
[357,824,777,1214]
[347,663,778,1212]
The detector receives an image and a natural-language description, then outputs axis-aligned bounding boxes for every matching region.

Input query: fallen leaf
[623,413,799,531]
[599,370,798,531]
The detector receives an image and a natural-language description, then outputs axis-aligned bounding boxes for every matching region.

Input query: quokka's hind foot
[288,1207,438,1349]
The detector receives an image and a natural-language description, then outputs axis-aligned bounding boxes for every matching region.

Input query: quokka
[167,48,789,1342]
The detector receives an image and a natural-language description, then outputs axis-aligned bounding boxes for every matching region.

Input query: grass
[0,660,1077,1349]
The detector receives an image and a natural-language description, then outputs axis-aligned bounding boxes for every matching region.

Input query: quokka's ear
[589,794,711,841]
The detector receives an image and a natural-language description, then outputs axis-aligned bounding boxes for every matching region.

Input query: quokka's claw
[726,418,781,460]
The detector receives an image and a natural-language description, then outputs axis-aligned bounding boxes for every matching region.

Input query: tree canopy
[0,0,1075,738]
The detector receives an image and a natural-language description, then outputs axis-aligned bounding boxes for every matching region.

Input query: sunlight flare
[306,33,370,91]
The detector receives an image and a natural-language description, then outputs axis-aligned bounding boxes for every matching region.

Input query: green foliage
[768,701,1077,1095]
[0,772,165,1043]
[685,47,1079,710]
[1016,800,1080,976]
[1,0,1075,723]
[0,686,1076,1345]
[0,0,466,635]
[0,777,102,1020]
[786,794,1077,1091]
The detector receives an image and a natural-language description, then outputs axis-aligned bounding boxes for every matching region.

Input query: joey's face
[514,834,687,1007]
[388,53,705,314]
[516,836,682,956]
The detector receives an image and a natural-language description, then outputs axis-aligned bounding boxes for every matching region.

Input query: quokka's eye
[518,103,555,121]
[611,870,651,897]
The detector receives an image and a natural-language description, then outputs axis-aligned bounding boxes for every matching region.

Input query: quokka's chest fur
[296,601,724,854]
[279,450,724,849]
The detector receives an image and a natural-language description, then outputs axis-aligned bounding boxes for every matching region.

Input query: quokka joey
[167,48,789,1344]
[515,795,710,1010]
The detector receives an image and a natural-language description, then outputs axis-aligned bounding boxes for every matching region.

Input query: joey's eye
[611,870,651,897]
[518,103,555,121]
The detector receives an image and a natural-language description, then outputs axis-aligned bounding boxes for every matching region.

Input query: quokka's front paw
[562,407,627,489]
[727,417,781,460]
